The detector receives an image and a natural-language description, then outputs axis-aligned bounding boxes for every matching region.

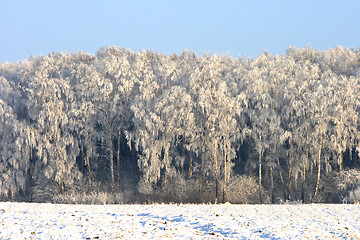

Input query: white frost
[0,202,359,239]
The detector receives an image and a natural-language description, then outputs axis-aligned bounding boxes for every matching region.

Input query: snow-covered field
[0,202,359,239]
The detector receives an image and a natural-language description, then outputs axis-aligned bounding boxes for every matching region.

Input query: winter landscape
[2,46,360,205]
[2,46,360,238]
[1,202,359,239]
[2,1,360,239]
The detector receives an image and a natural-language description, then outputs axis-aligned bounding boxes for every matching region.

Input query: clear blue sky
[1,0,360,63]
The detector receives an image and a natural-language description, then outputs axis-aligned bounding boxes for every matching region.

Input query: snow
[0,202,359,239]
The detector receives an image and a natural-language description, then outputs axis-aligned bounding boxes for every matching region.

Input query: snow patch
[0,202,359,239]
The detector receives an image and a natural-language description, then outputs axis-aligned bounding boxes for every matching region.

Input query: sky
[1,0,360,63]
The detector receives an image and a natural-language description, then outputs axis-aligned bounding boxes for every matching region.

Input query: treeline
[1,46,360,204]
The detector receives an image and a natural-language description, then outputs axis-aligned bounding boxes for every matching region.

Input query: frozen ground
[0,202,359,239]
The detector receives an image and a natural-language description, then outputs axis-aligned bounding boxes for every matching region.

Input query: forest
[1,46,360,204]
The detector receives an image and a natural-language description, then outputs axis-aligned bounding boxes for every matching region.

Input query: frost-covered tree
[1,45,360,203]
[126,50,181,194]
[188,55,241,202]
[245,52,286,203]
[0,96,30,200]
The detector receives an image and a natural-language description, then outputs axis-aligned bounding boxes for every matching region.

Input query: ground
[0,202,359,239]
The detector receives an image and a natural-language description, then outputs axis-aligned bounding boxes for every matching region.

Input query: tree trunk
[258,134,263,204]
[213,139,220,203]
[259,152,263,204]
[109,139,115,192]
[117,131,121,189]
[86,147,93,189]
[29,147,34,202]
[269,141,275,204]
[270,165,275,203]
[216,178,220,204]
[222,138,227,203]
[61,176,65,195]
[338,154,343,172]
[301,147,308,203]
[222,185,226,204]
[199,155,203,195]
[288,153,292,201]
[349,147,352,163]
[276,156,286,201]
[311,137,322,203]
[189,149,193,177]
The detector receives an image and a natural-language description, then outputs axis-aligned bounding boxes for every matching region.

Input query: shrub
[225,175,258,204]
[336,169,360,204]
[52,190,124,205]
